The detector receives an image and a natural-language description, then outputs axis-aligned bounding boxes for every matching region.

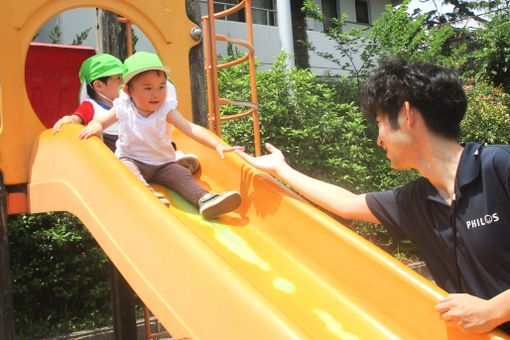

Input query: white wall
[33,0,393,75]
[33,7,156,53]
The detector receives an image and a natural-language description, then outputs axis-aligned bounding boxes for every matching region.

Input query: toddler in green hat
[78,51,243,219]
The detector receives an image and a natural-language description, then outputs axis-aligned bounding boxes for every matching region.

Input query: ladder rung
[219,98,258,109]
[216,35,254,52]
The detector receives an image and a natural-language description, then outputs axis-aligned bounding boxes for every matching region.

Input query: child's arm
[53,115,84,134]
[167,109,243,158]
[78,108,118,139]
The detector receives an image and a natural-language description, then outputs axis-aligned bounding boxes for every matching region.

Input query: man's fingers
[265,143,276,153]
[235,149,255,163]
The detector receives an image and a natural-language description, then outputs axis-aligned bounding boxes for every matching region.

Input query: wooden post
[186,0,208,127]
[95,8,128,61]
[0,173,15,340]
[96,9,137,340]
[109,264,137,340]
[290,0,310,70]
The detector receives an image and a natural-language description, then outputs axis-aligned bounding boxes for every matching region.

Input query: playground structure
[0,0,509,339]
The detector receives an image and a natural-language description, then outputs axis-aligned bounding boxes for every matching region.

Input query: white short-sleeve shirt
[113,80,178,165]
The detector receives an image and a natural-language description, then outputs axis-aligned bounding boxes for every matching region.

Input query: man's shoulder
[482,144,510,156]
[398,177,430,194]
[480,144,510,168]
[368,177,429,206]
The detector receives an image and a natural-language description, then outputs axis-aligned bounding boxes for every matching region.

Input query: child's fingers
[223,146,245,153]
[53,117,69,134]
[53,123,61,134]
[78,128,93,139]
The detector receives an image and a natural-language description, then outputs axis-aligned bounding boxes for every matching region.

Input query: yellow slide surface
[28,125,508,340]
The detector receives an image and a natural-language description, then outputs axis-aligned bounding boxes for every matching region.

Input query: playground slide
[28,125,508,340]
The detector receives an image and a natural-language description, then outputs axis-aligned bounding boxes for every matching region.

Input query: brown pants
[120,157,208,207]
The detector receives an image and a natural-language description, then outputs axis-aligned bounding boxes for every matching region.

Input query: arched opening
[24,7,156,128]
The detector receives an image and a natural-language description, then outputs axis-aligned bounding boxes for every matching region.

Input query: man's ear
[122,84,130,95]
[401,101,416,128]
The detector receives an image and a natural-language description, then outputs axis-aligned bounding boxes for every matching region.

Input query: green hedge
[8,212,111,338]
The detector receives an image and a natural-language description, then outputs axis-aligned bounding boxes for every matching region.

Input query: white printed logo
[465,213,499,230]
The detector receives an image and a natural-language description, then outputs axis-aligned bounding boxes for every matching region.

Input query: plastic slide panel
[28,125,509,340]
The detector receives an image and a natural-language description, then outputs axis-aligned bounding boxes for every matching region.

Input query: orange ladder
[202,0,262,156]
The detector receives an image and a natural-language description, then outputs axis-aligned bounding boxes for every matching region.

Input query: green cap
[79,54,123,84]
[122,51,170,85]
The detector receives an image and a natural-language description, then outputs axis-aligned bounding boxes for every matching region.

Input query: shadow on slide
[27,124,508,340]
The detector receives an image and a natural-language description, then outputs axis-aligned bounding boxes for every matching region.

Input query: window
[322,0,338,30]
[200,0,277,26]
[355,0,370,24]
[252,0,277,26]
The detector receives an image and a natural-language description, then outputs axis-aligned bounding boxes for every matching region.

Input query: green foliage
[131,27,139,54]
[8,212,112,338]
[302,0,460,84]
[72,27,92,46]
[221,53,417,193]
[301,0,376,86]
[368,1,461,67]
[460,80,510,144]
[49,22,62,44]
[471,2,510,92]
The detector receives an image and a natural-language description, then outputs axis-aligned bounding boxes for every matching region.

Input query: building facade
[33,0,398,74]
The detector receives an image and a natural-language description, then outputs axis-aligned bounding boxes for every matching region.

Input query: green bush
[460,80,510,145]
[8,212,112,338]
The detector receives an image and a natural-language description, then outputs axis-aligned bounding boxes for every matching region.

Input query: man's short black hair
[360,60,467,139]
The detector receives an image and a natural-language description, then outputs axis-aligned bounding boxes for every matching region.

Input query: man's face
[376,110,414,170]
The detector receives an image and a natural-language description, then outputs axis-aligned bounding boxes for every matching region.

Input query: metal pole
[244,0,262,156]
[205,0,222,136]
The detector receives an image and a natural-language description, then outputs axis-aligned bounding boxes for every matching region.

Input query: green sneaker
[198,191,241,219]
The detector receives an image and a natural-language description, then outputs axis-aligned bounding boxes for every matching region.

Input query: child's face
[127,71,167,115]
[95,74,123,102]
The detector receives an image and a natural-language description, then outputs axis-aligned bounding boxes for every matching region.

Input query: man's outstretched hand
[235,143,286,175]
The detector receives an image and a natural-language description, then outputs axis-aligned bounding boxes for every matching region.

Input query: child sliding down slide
[79,52,242,219]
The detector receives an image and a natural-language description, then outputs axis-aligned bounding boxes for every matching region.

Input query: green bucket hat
[79,53,123,84]
[122,51,170,85]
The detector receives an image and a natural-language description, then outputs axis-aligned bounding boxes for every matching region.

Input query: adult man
[236,61,510,334]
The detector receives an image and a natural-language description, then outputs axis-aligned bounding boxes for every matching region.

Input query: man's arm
[236,143,380,223]
[435,289,510,333]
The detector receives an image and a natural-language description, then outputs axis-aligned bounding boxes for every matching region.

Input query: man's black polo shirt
[366,142,510,334]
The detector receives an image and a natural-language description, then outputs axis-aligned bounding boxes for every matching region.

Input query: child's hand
[78,120,103,140]
[53,115,82,134]
[216,144,244,159]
